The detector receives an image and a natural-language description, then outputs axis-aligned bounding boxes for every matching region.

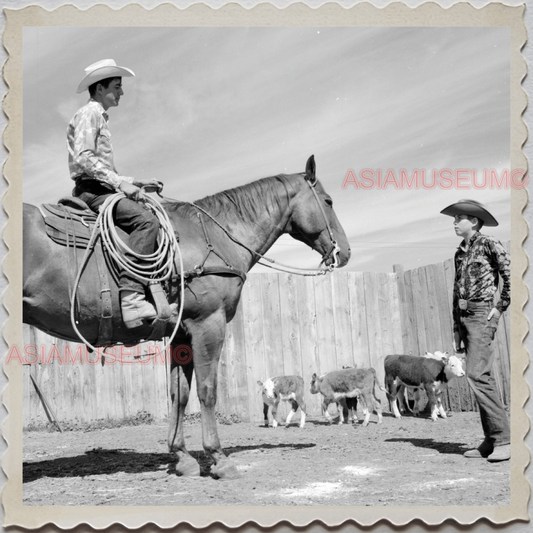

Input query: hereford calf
[310,368,384,426]
[396,351,450,415]
[384,354,465,421]
[257,375,306,428]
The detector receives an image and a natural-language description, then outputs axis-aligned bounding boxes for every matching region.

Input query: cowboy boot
[121,290,157,329]
[463,438,493,458]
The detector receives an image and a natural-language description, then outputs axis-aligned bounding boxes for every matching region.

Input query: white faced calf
[384,354,465,421]
[257,375,306,428]
[396,351,451,415]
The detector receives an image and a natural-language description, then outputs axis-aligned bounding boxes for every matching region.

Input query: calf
[257,375,306,428]
[310,368,384,426]
[384,354,465,421]
[396,351,450,415]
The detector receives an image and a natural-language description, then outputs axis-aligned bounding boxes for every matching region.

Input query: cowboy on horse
[24,58,352,478]
[67,58,176,329]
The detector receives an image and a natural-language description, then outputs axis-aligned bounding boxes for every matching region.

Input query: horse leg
[190,314,241,480]
[167,353,200,477]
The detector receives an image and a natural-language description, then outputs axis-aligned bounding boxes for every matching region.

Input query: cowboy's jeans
[73,179,159,294]
[457,302,510,446]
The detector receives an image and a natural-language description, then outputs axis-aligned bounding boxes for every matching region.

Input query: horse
[23,155,351,479]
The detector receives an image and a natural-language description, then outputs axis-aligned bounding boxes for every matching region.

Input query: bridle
[174,174,342,277]
[304,175,341,271]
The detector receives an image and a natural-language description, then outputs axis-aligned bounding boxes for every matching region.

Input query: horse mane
[165,174,295,223]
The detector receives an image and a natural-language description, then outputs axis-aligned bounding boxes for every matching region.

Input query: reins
[158,175,341,277]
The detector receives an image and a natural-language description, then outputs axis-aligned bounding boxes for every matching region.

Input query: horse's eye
[325,198,333,207]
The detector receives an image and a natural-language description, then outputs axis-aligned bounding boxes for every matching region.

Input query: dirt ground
[23,411,510,506]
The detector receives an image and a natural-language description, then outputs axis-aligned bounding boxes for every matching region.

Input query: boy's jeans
[458,301,510,446]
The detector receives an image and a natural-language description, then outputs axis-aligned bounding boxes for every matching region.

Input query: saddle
[41,197,99,248]
[39,197,172,347]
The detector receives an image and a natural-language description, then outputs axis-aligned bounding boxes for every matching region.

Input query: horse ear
[305,155,317,185]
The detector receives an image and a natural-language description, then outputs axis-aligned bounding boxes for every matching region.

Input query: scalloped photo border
[1,2,529,529]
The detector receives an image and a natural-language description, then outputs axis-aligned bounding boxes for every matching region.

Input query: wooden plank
[311,273,338,420]
[374,273,394,386]
[393,265,410,354]
[228,299,249,422]
[217,326,233,417]
[386,274,404,355]
[313,274,337,371]
[139,351,154,417]
[402,269,419,356]
[295,275,321,417]
[330,272,353,369]
[409,268,427,357]
[279,273,301,378]
[433,262,455,354]
[418,266,438,353]
[240,274,266,424]
[260,274,284,379]
[347,272,371,368]
[153,343,169,418]
[124,348,137,419]
[424,264,443,352]
[363,272,383,368]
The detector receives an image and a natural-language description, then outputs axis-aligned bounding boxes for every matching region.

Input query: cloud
[22,26,511,272]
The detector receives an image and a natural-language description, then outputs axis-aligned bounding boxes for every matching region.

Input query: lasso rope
[70,192,185,353]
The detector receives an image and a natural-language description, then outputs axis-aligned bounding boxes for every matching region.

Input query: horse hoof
[211,462,241,480]
[175,457,201,477]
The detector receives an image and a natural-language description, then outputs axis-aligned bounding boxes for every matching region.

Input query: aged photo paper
[2,2,529,530]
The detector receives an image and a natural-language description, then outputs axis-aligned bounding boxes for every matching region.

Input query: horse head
[286,155,351,268]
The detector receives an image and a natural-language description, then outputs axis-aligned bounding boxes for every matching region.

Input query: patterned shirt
[453,231,510,331]
[67,99,133,190]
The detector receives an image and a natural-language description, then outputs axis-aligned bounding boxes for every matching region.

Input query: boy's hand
[119,180,144,201]
[133,177,163,193]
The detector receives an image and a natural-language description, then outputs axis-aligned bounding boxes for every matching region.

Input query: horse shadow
[385,437,470,455]
[23,442,316,482]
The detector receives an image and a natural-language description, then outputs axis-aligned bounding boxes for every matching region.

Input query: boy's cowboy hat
[440,198,498,226]
[76,59,135,94]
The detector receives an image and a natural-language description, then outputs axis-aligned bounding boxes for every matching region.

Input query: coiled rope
[70,192,185,353]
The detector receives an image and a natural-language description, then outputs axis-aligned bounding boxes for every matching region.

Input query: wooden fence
[22,253,511,427]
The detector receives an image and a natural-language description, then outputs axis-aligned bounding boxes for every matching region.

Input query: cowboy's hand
[133,177,163,193]
[118,180,144,202]
[487,308,501,321]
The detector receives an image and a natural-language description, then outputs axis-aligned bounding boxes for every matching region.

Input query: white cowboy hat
[440,198,498,227]
[76,59,135,94]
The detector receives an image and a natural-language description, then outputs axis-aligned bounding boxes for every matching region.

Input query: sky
[22,26,512,273]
